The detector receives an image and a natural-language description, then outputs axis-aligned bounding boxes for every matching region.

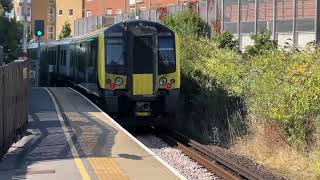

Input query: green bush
[164,10,207,37]
[213,32,239,51]
[246,49,320,146]
[244,31,278,58]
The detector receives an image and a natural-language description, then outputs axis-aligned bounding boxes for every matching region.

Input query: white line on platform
[68,87,187,180]
[45,87,91,180]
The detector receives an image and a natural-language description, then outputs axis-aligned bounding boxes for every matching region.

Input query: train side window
[63,50,66,65]
[54,51,56,65]
[70,52,72,66]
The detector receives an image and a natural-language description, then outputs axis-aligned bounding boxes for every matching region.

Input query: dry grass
[230,117,319,180]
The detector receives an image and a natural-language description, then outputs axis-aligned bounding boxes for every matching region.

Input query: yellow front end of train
[97,21,180,117]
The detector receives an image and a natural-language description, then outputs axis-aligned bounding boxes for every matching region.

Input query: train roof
[31,20,172,48]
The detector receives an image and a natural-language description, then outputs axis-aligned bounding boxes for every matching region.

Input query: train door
[128,27,158,96]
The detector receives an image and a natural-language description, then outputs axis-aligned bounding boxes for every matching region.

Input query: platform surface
[0,87,183,180]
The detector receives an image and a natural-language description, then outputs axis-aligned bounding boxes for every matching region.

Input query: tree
[164,10,208,37]
[58,21,71,39]
[0,16,23,63]
[0,0,13,13]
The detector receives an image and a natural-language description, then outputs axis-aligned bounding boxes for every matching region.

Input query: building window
[106,9,112,15]
[116,9,122,15]
[48,14,54,22]
[48,26,54,33]
[48,7,54,15]
[86,11,92,17]
[69,9,73,16]
[48,33,54,40]
[58,9,62,16]
[48,0,54,4]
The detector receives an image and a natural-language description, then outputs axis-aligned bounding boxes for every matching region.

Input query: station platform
[0,87,184,180]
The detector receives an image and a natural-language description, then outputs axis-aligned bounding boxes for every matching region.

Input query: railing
[0,60,29,156]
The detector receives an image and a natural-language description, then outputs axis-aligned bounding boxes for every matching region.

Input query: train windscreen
[106,38,124,66]
[106,37,127,74]
[159,38,176,74]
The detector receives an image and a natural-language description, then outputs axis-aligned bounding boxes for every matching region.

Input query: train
[28,20,180,118]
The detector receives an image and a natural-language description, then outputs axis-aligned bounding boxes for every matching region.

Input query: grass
[230,117,319,179]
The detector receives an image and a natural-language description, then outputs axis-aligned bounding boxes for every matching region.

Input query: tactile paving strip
[88,157,129,180]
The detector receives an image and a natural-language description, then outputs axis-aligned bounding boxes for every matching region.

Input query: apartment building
[31,0,55,40]
[55,0,83,39]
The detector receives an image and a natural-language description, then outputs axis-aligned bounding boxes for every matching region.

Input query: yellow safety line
[45,88,91,180]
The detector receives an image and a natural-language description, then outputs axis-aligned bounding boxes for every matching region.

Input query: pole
[22,0,28,60]
[149,0,151,20]
[206,0,209,24]
[124,0,126,19]
[316,0,320,44]
[37,37,41,87]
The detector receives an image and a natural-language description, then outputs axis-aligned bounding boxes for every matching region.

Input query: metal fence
[114,0,220,36]
[0,60,29,156]
[74,16,116,36]
[74,1,221,37]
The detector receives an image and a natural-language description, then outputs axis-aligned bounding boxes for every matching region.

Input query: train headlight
[106,79,112,84]
[170,79,176,84]
[159,77,167,86]
[115,77,123,86]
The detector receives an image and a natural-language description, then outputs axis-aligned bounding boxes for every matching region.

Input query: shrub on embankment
[165,10,320,179]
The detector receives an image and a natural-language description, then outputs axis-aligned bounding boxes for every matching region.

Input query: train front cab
[99,21,180,117]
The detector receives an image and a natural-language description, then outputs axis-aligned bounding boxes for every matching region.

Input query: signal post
[34,20,44,87]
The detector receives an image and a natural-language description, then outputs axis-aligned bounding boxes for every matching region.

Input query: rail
[0,60,29,156]
[158,129,264,180]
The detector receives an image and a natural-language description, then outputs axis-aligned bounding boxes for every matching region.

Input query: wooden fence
[0,60,29,156]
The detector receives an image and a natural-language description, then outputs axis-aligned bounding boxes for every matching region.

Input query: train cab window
[159,38,176,74]
[106,38,124,66]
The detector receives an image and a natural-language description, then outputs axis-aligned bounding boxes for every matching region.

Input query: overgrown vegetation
[165,10,320,179]
[0,0,23,63]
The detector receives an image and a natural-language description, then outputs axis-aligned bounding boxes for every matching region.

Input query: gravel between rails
[137,135,219,180]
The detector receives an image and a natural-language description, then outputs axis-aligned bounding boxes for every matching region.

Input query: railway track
[157,129,264,180]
